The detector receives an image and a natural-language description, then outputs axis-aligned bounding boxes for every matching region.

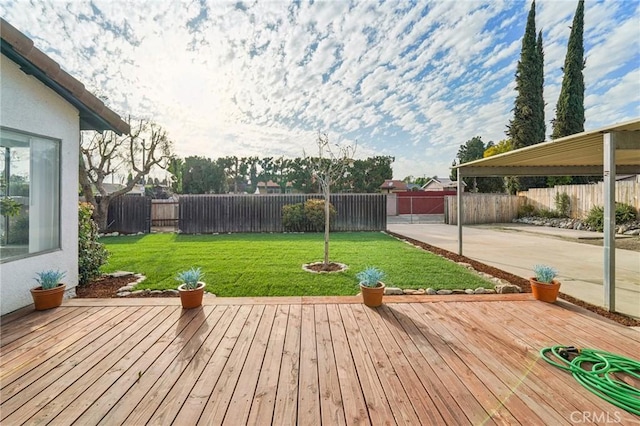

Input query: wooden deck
[1,295,639,425]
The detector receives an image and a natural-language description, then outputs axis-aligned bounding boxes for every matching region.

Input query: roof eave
[0,18,130,135]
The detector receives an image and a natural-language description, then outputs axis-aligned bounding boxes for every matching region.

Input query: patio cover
[453,118,640,313]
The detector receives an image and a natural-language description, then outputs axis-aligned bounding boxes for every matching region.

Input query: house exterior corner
[0,55,80,315]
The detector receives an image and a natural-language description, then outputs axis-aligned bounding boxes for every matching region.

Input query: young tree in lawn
[79,117,173,231]
[306,133,356,270]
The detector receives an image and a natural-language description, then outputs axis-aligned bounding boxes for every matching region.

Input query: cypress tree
[507,1,546,190]
[551,0,585,139]
[535,30,545,143]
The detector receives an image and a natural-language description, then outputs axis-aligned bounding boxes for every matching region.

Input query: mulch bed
[76,233,640,327]
[75,275,177,298]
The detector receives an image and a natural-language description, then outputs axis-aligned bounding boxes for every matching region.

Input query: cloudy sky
[2,0,639,180]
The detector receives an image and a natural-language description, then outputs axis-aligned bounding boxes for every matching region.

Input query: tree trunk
[94,198,110,232]
[323,188,330,268]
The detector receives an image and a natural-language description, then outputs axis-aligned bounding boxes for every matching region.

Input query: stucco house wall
[0,55,80,315]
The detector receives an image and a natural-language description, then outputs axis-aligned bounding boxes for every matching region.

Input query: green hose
[540,345,640,415]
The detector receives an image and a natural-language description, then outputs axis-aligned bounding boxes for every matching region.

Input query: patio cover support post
[457,169,463,255]
[603,133,615,312]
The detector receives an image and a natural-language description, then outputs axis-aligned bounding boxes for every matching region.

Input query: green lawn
[99,232,492,297]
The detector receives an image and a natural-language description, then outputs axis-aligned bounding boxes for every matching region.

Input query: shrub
[304,199,336,232]
[517,204,537,218]
[0,197,21,217]
[282,203,306,232]
[616,203,637,223]
[585,203,638,232]
[537,208,561,219]
[79,202,109,285]
[7,215,28,244]
[554,192,571,217]
[585,206,604,231]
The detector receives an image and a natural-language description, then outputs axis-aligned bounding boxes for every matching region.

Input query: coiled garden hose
[540,345,640,415]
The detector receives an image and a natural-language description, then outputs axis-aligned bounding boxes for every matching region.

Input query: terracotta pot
[529,278,561,303]
[30,284,66,310]
[360,282,385,307]
[178,282,206,309]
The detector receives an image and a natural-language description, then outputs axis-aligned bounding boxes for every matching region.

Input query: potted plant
[530,265,561,303]
[176,267,206,309]
[356,267,386,307]
[31,270,66,310]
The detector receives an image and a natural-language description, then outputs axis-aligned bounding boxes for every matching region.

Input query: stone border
[108,271,216,297]
[302,262,349,274]
[383,237,522,296]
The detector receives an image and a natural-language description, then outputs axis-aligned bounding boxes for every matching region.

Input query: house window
[0,128,60,262]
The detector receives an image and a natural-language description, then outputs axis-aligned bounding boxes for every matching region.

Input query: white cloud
[1,0,637,181]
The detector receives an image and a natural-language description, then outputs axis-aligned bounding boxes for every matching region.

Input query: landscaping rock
[474,287,487,294]
[436,289,452,295]
[131,290,145,295]
[426,288,437,295]
[464,289,474,294]
[451,289,465,294]
[514,216,640,235]
[163,289,179,295]
[403,289,425,295]
[117,291,131,297]
[457,262,473,269]
[492,277,511,286]
[495,284,521,294]
[109,271,134,278]
[385,287,404,295]
[150,290,163,295]
[117,285,134,292]
[485,289,496,294]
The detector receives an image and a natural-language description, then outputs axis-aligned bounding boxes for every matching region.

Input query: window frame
[0,126,62,263]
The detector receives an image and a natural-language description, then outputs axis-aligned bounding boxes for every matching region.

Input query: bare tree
[79,117,173,231]
[306,132,356,269]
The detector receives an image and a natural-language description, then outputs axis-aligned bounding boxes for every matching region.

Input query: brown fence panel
[178,194,386,234]
[107,196,151,233]
[445,194,524,225]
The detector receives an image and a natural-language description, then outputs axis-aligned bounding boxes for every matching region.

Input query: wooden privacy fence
[106,196,151,234]
[179,194,386,233]
[151,199,179,227]
[445,194,524,225]
[519,181,639,219]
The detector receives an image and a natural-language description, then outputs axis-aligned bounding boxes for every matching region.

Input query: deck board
[1,296,638,425]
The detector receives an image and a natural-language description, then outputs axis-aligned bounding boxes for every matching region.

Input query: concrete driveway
[388,223,640,319]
